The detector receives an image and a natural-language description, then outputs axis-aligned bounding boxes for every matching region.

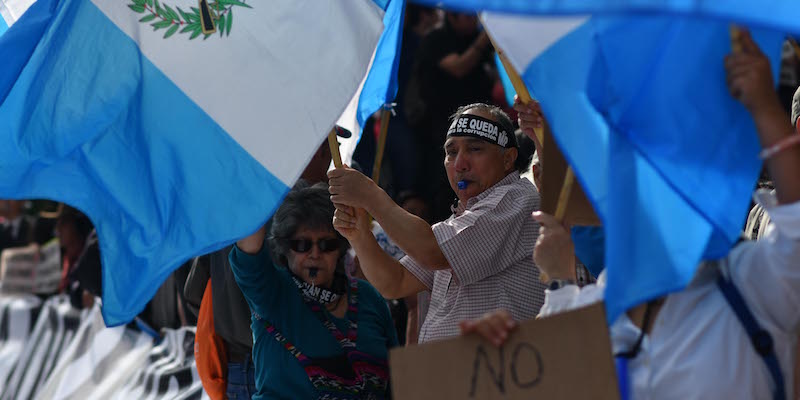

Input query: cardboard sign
[390,303,619,400]
[538,122,601,226]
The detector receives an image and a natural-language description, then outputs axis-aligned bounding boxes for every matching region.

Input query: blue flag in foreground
[0,0,384,325]
[494,53,515,106]
[483,13,783,322]
[411,0,800,36]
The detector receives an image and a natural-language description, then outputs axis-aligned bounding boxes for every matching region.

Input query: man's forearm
[350,233,423,299]
[237,225,265,255]
[367,191,449,270]
[754,101,800,205]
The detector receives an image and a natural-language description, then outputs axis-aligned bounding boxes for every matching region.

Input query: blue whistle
[457,180,468,190]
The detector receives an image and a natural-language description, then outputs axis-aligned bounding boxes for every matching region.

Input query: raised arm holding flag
[331,103,548,343]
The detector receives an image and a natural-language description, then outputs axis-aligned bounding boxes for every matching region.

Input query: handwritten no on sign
[390,303,619,399]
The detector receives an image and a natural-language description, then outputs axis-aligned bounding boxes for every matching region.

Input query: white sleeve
[537,283,605,318]
[728,190,800,333]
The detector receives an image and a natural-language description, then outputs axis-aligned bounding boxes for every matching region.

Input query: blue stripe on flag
[372,0,390,11]
[356,0,406,130]
[0,15,7,36]
[0,0,56,104]
[517,15,783,322]
[494,53,515,106]
[411,0,800,34]
[0,0,289,326]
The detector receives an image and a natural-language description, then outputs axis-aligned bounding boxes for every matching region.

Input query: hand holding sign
[391,303,619,399]
[459,309,518,347]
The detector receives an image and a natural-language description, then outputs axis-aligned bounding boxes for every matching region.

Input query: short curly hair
[268,181,348,268]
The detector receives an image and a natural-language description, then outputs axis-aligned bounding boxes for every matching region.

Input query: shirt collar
[451,171,520,215]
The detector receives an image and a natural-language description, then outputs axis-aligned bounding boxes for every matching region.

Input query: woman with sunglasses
[229,182,398,399]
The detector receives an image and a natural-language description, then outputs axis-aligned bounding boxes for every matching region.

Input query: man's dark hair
[449,103,516,143]
[58,206,93,241]
[269,181,347,267]
[395,190,426,208]
[514,129,536,174]
[395,190,432,223]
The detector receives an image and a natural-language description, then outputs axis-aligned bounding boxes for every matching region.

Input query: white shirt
[539,190,800,400]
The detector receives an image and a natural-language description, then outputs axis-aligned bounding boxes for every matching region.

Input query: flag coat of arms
[0,0,386,325]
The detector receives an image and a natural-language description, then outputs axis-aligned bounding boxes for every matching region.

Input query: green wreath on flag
[127,0,252,40]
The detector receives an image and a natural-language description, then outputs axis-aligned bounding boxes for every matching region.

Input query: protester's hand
[532,211,575,281]
[513,96,544,145]
[328,166,378,211]
[332,204,371,242]
[237,224,267,255]
[459,309,517,347]
[725,29,780,116]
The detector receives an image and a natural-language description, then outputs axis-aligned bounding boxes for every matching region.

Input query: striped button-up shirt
[401,172,546,343]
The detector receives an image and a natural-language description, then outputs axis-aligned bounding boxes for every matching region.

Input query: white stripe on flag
[0,0,36,27]
[91,0,384,186]
[481,13,589,75]
[336,46,379,166]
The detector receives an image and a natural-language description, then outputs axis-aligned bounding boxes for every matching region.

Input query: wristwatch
[547,279,576,290]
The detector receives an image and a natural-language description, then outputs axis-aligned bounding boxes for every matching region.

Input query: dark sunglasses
[288,238,340,253]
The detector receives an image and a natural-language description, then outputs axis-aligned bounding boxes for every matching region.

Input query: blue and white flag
[0,0,33,28]
[337,0,406,164]
[412,0,800,35]
[0,0,384,326]
[481,12,785,322]
[494,53,515,106]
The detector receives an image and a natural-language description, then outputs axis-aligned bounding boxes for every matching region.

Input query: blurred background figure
[0,200,55,253]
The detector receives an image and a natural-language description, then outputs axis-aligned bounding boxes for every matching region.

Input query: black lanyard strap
[717,274,785,400]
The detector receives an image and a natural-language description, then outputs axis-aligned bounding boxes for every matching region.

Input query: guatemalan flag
[0,0,387,325]
[417,0,797,322]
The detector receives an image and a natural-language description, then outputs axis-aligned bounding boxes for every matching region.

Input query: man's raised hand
[328,165,378,211]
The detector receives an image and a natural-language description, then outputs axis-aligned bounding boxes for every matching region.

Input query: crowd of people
[0,201,196,332]
[2,6,800,400]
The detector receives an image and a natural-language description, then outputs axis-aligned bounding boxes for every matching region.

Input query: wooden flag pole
[372,108,392,184]
[483,21,574,223]
[482,19,578,282]
[328,128,343,168]
[495,50,544,146]
[554,172,575,220]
